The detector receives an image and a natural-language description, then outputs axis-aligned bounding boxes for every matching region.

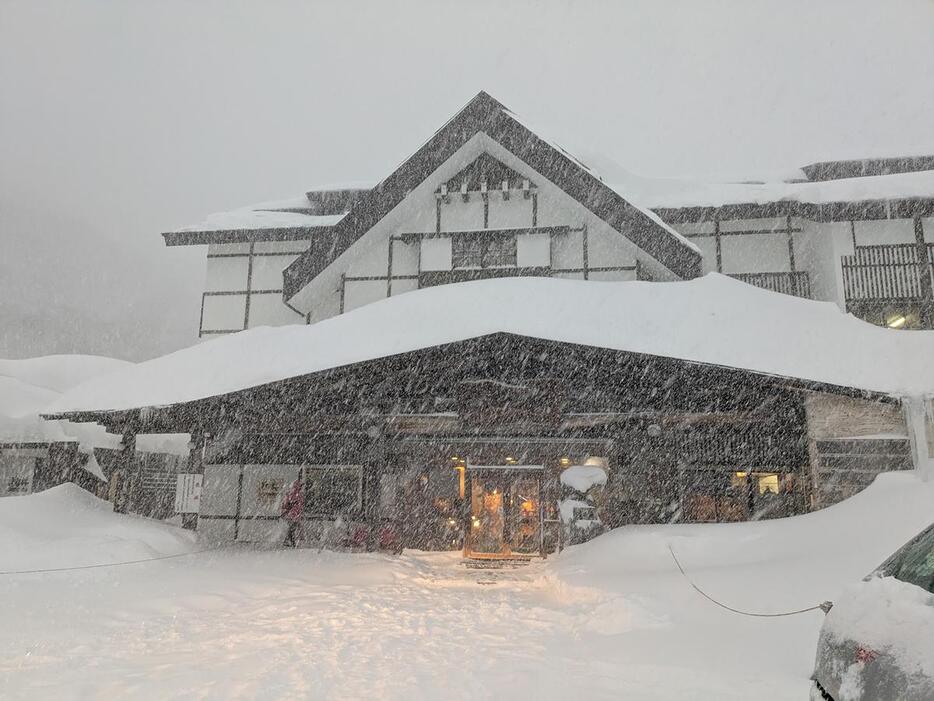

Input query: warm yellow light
[447,518,457,526]
[735,471,748,478]
[887,315,907,329]
[505,456,517,463]
[559,457,571,466]
[451,456,460,462]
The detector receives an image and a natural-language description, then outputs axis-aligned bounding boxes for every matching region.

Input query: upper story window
[452,232,517,269]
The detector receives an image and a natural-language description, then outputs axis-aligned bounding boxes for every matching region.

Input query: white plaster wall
[344,279,387,313]
[719,233,790,274]
[200,464,239,516]
[392,239,419,275]
[204,257,249,292]
[253,240,311,254]
[248,293,303,327]
[798,220,846,306]
[487,194,534,229]
[390,278,419,296]
[441,198,485,231]
[516,233,551,267]
[200,239,311,336]
[207,243,251,255]
[420,237,452,271]
[240,464,301,518]
[852,218,917,246]
[251,255,299,290]
[202,295,246,331]
[552,229,585,269]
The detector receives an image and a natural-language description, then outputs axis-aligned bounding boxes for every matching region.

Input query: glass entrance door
[465,469,542,558]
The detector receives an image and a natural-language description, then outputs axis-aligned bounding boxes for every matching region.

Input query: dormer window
[452,232,517,269]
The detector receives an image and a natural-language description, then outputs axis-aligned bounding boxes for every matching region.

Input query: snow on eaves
[172,198,346,233]
[613,169,934,209]
[1,355,130,457]
[48,275,934,416]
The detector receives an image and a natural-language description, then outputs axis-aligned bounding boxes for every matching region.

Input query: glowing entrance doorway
[465,465,544,559]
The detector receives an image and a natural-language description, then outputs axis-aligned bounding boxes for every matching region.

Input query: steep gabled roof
[282,92,701,301]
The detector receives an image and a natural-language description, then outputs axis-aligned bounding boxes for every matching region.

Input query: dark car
[811,522,934,700]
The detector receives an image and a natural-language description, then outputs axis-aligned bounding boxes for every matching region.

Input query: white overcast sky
[1,0,933,360]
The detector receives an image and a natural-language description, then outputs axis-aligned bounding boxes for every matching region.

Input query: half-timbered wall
[199,240,311,338]
[289,133,679,320]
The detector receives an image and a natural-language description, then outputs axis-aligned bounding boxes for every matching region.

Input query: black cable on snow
[0,548,214,575]
[668,544,832,617]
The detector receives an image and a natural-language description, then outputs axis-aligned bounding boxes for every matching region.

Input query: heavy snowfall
[4,2,934,700]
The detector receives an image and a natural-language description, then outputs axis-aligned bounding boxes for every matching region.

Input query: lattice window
[451,233,517,269]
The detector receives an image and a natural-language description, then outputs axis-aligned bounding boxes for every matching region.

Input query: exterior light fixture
[886,315,907,329]
[559,457,571,466]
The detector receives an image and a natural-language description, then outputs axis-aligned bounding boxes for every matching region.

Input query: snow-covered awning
[46,275,934,417]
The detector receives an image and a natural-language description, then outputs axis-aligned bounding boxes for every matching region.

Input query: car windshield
[875,523,934,594]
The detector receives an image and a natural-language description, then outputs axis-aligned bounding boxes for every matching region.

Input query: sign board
[175,473,203,514]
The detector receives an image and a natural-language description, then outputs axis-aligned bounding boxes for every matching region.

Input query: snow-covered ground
[1,475,932,700]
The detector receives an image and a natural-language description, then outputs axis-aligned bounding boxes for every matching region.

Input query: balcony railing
[841,243,932,301]
[728,271,812,298]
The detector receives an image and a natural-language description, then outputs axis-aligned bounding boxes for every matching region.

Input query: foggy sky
[2,0,933,361]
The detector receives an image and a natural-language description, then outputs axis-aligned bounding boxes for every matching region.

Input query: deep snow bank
[0,484,195,572]
[552,472,934,604]
[0,354,130,451]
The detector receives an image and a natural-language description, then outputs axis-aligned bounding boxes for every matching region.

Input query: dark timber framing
[336,225,640,309]
[283,91,701,300]
[198,242,307,337]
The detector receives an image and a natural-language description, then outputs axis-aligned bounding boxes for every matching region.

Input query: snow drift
[0,483,195,572]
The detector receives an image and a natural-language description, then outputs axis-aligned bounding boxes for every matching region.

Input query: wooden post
[364,430,387,551]
[714,217,722,273]
[914,216,933,328]
[786,215,796,272]
[117,426,137,514]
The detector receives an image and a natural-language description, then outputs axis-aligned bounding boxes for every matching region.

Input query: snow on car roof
[48,275,934,416]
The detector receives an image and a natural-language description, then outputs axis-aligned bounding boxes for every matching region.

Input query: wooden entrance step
[462,557,533,570]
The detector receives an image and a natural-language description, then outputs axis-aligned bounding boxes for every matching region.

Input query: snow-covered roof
[48,275,934,416]
[173,202,345,233]
[0,355,131,451]
[614,169,934,210]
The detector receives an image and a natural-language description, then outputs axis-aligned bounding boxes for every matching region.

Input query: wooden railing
[841,243,932,301]
[729,271,812,298]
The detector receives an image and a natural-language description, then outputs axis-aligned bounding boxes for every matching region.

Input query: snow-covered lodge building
[166,92,934,335]
[47,92,934,558]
